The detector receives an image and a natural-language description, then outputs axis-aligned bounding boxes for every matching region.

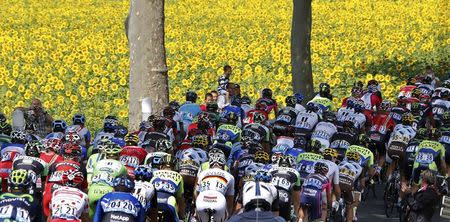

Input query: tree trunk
[128,0,169,130]
[291,0,314,101]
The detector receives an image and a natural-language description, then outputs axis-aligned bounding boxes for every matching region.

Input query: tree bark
[291,0,314,101]
[128,0,169,130]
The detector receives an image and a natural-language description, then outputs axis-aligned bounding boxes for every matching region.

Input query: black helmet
[285,96,296,108]
[0,113,6,124]
[186,91,198,103]
[319,82,331,95]
[152,116,166,131]
[155,138,173,152]
[206,102,219,113]
[221,112,238,125]
[230,96,241,106]
[169,101,180,111]
[262,88,273,99]
[72,114,86,125]
[322,111,336,123]
[163,106,176,118]
[241,96,251,105]
[314,162,329,175]
[278,155,294,168]
[422,75,432,84]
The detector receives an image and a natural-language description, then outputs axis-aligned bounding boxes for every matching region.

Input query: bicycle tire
[384,180,396,218]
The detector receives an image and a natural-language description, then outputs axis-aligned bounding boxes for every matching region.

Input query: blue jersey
[179,102,202,131]
[94,192,145,222]
[223,105,246,121]
[284,147,305,160]
[45,132,65,140]
[0,193,40,222]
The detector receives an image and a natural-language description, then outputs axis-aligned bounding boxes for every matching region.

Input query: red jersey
[244,110,269,125]
[40,151,64,166]
[187,122,215,138]
[0,151,22,192]
[370,113,395,135]
[120,146,147,178]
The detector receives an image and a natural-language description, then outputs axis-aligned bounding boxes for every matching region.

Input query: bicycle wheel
[384,180,397,218]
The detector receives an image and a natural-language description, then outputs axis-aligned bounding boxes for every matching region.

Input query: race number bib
[200,178,226,193]
[153,181,176,193]
[415,152,433,164]
[48,171,64,182]
[120,156,140,167]
[0,205,13,218]
[277,115,292,123]
[92,172,114,185]
[271,176,291,190]
[53,205,77,219]
[106,200,137,214]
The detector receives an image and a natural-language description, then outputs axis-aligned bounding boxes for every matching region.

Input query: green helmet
[9,169,31,190]
[103,143,123,157]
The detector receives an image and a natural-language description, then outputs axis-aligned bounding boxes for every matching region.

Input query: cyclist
[330,120,358,161]
[310,82,334,112]
[338,151,363,222]
[243,121,271,153]
[385,112,416,180]
[66,114,91,148]
[141,116,171,152]
[368,102,395,173]
[310,111,337,152]
[403,128,428,186]
[318,148,341,220]
[45,120,67,140]
[120,134,147,177]
[180,91,202,133]
[240,96,253,115]
[431,90,450,128]
[390,98,408,124]
[223,96,246,127]
[269,155,301,221]
[216,112,242,145]
[0,169,40,222]
[294,92,306,112]
[439,111,450,177]
[88,143,127,217]
[133,165,157,221]
[49,169,89,222]
[150,154,185,221]
[13,141,47,195]
[255,88,279,118]
[417,75,435,97]
[0,130,27,192]
[244,102,269,125]
[347,143,375,185]
[195,148,235,222]
[361,79,382,119]
[295,102,320,138]
[411,128,447,192]
[94,175,145,222]
[241,170,279,214]
[296,144,324,183]
[341,86,364,108]
[92,116,118,148]
[347,101,367,132]
[299,162,332,222]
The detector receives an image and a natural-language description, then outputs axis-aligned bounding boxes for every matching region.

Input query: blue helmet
[294,93,304,104]
[112,175,135,191]
[72,114,86,125]
[134,166,153,182]
[52,120,67,132]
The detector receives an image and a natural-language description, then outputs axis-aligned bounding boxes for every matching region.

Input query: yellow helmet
[345,151,360,162]
[323,148,338,158]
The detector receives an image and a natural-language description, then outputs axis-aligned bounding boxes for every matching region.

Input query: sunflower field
[0,0,448,129]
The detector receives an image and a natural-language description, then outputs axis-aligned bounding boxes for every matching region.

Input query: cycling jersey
[66,124,91,147]
[300,173,331,220]
[330,131,358,160]
[269,165,301,220]
[417,83,434,96]
[216,124,242,144]
[390,106,408,124]
[92,132,114,149]
[223,105,246,123]
[317,159,340,185]
[275,107,299,125]
[295,110,319,132]
[132,180,156,211]
[338,161,362,203]
[94,192,145,222]
[119,146,147,177]
[361,91,382,111]
[179,102,202,132]
[243,123,270,143]
[234,150,255,179]
[244,109,269,124]
[86,153,107,183]
[368,113,395,142]
[337,106,354,123]
[398,85,416,99]
[242,180,279,211]
[310,95,334,112]
[387,124,416,161]
[196,168,235,196]
[347,145,374,168]
[176,148,208,166]
[50,186,88,222]
[413,140,446,172]
[296,152,323,181]
[45,132,65,140]
[255,98,278,115]
[0,134,10,147]
[40,151,64,166]
[284,147,305,160]
[141,131,170,151]
[440,128,450,164]
[91,159,127,186]
[311,121,337,150]
[241,104,254,116]
[0,193,40,222]
[411,101,431,129]
[12,155,47,192]
[150,170,184,220]
[295,104,306,112]
[0,143,24,192]
[404,140,420,180]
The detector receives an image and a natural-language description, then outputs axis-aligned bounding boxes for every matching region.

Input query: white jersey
[295,104,306,113]
[311,121,337,148]
[241,104,254,116]
[337,107,354,122]
[432,99,450,115]
[338,161,363,179]
[295,110,319,131]
[276,136,294,148]
[388,124,416,146]
[66,125,90,147]
[196,168,235,196]
[317,159,339,185]
[242,181,278,208]
[347,112,366,129]
[50,186,88,220]
[133,180,156,209]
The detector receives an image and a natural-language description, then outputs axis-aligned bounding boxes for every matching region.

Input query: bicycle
[204,208,216,222]
[383,168,401,218]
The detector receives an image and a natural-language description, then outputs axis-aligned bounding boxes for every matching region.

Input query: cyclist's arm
[176,179,185,220]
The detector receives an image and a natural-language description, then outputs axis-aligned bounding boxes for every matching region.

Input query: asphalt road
[358,184,447,222]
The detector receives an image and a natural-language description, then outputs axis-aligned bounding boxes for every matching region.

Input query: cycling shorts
[196,190,227,222]
[156,193,178,221]
[386,141,408,164]
[300,188,322,220]
[411,166,437,185]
